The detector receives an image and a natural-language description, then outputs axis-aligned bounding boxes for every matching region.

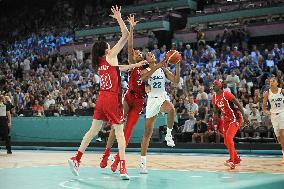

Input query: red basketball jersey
[212,90,237,122]
[98,57,122,94]
[127,67,145,98]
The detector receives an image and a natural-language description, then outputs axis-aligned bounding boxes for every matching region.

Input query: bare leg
[78,119,103,153]
[141,116,156,156]
[160,100,175,130]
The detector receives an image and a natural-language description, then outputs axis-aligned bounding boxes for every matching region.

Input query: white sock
[167,128,172,136]
[140,156,147,165]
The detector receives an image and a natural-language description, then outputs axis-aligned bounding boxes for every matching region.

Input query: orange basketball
[166,50,182,64]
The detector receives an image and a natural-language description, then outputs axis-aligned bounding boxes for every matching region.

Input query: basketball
[166,50,182,64]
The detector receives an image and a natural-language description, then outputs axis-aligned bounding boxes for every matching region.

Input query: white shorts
[145,94,170,118]
[271,112,284,137]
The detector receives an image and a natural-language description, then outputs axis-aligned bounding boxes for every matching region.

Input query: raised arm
[108,5,129,58]
[140,59,167,81]
[119,60,147,72]
[127,15,138,65]
[162,62,180,84]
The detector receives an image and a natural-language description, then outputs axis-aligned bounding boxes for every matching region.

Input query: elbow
[174,78,180,84]
[141,76,146,81]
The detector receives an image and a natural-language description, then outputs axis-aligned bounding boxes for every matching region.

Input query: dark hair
[92,41,108,70]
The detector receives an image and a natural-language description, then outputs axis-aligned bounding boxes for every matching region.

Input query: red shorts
[124,91,144,114]
[224,111,243,133]
[93,92,124,125]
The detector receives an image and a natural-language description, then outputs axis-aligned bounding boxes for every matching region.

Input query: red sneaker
[234,156,241,165]
[119,160,130,180]
[68,157,80,176]
[111,154,120,172]
[225,156,241,165]
[100,152,110,168]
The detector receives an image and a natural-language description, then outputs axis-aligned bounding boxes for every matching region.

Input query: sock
[166,128,172,136]
[140,156,147,165]
[76,151,83,161]
[105,147,111,155]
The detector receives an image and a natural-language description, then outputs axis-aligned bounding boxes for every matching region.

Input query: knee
[115,129,124,139]
[144,130,152,138]
[169,106,175,115]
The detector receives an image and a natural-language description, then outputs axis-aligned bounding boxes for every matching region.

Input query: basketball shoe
[68,157,80,176]
[225,156,241,165]
[165,134,175,147]
[119,160,130,180]
[138,162,148,174]
[224,160,236,169]
[111,154,120,172]
[100,151,110,168]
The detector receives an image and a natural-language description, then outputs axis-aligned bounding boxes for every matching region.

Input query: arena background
[0,0,284,188]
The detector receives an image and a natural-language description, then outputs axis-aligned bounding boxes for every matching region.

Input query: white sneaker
[138,163,148,174]
[68,157,80,176]
[96,137,102,142]
[165,135,175,147]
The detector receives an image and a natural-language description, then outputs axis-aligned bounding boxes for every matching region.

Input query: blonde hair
[146,52,156,63]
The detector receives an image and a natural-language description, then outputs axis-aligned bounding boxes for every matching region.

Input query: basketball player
[262,76,284,163]
[0,95,12,154]
[139,52,180,173]
[68,6,144,180]
[99,15,148,172]
[212,80,245,169]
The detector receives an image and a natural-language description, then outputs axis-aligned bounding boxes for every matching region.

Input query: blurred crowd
[1,0,284,144]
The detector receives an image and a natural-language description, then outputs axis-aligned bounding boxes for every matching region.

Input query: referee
[0,95,12,154]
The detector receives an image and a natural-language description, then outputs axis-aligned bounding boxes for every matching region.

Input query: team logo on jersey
[151,75,163,80]
[271,98,283,102]
[216,99,225,108]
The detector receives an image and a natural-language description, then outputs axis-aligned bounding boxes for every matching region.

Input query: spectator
[32,100,44,116]
[192,116,208,143]
[204,116,222,143]
[184,95,199,115]
[181,112,196,142]
[226,70,239,96]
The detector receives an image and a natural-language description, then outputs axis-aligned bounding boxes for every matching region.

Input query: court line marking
[1,164,283,175]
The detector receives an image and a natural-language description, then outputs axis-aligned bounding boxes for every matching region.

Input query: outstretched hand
[137,60,148,67]
[127,14,139,27]
[109,5,122,20]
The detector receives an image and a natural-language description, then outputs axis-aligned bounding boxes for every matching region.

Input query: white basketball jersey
[268,88,284,114]
[147,68,167,97]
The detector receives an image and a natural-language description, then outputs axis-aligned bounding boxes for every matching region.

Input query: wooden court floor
[1,151,284,173]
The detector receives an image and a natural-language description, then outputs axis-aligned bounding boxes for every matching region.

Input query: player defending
[68,6,144,180]
[262,76,284,163]
[99,15,148,172]
[212,80,245,169]
[139,52,180,173]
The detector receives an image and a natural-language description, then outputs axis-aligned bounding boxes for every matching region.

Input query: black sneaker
[7,151,12,154]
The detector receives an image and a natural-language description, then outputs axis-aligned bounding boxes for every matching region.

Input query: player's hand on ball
[110,5,122,20]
